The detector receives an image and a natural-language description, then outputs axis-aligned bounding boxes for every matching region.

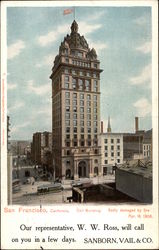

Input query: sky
[7,6,152,140]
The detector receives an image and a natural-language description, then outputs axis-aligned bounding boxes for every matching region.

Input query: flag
[63,9,73,15]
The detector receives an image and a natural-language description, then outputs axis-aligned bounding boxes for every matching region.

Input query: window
[94,115,97,120]
[94,149,98,154]
[73,93,77,99]
[111,152,114,157]
[66,141,70,147]
[80,114,84,119]
[117,139,120,143]
[65,76,69,82]
[79,71,84,76]
[117,159,120,163]
[117,152,120,157]
[72,78,77,89]
[80,93,84,99]
[66,150,70,155]
[105,146,107,150]
[87,141,91,146]
[87,101,91,106]
[94,121,97,126]
[94,159,98,164]
[94,95,97,101]
[65,69,69,74]
[87,108,91,113]
[65,58,69,63]
[65,83,69,89]
[74,134,77,139]
[105,160,108,164]
[80,100,84,106]
[65,113,70,119]
[87,94,91,100]
[65,92,70,98]
[80,107,84,113]
[78,52,83,58]
[72,83,76,89]
[81,141,85,146]
[93,73,97,78]
[105,152,108,157]
[72,70,76,75]
[94,127,97,133]
[87,114,91,120]
[64,49,68,55]
[86,72,91,77]
[94,63,97,68]
[111,145,114,150]
[94,140,98,146]
[66,134,70,139]
[87,121,91,126]
[111,139,114,143]
[65,120,70,126]
[79,79,84,90]
[81,134,84,139]
[66,160,70,165]
[74,141,78,147]
[85,80,90,91]
[81,127,84,133]
[94,134,97,139]
[74,127,77,133]
[73,113,77,119]
[80,120,84,126]
[66,127,70,133]
[88,128,91,133]
[73,100,77,106]
[66,106,70,112]
[73,107,77,112]
[94,108,97,113]
[71,51,75,56]
[88,134,91,139]
[73,120,77,126]
[65,99,70,105]
[117,145,120,150]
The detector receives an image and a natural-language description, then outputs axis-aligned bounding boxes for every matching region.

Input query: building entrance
[78,161,87,178]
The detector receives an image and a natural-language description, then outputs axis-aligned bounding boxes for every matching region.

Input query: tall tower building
[50,20,103,180]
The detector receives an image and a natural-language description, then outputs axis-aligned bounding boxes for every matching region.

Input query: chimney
[135,117,139,133]
[101,121,103,134]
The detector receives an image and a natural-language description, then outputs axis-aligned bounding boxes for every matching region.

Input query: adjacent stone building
[50,20,103,180]
[100,119,123,175]
[31,131,52,167]
[143,129,152,160]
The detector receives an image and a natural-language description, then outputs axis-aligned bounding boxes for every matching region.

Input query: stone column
[74,160,78,180]
[89,159,93,178]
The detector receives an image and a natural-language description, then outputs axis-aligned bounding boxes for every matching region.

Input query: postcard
[1,0,158,249]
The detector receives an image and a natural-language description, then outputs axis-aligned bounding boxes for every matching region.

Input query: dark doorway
[94,167,98,176]
[66,169,71,179]
[25,170,30,177]
[78,161,87,178]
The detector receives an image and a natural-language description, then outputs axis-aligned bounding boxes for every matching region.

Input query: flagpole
[74,6,75,20]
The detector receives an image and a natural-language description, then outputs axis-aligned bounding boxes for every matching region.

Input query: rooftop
[117,159,152,179]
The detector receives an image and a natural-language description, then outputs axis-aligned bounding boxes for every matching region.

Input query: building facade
[50,20,103,180]
[100,133,123,175]
[143,129,152,160]
[31,131,52,166]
